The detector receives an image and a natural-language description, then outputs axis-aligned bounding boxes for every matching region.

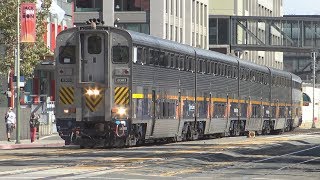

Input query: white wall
[302,86,320,128]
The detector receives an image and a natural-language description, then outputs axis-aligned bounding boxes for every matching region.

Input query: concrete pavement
[0,134,65,150]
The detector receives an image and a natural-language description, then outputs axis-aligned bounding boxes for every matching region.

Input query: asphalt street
[0,129,319,179]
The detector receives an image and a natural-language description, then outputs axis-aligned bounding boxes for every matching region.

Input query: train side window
[154,50,160,66]
[170,53,175,68]
[191,58,195,72]
[214,62,218,75]
[135,47,143,64]
[202,60,206,73]
[59,46,76,64]
[174,54,180,69]
[112,45,129,63]
[159,52,165,67]
[164,52,170,67]
[196,59,201,73]
[217,63,221,76]
[241,68,246,80]
[142,48,147,65]
[206,61,211,74]
[211,62,215,75]
[179,55,184,70]
[226,65,231,77]
[221,64,225,76]
[88,35,102,54]
[185,56,190,71]
[233,66,238,79]
[149,49,155,65]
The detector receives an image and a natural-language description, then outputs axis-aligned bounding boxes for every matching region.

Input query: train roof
[291,73,302,83]
[127,30,272,72]
[193,47,238,65]
[61,26,301,82]
[127,30,195,55]
[128,30,240,65]
[269,67,291,78]
[238,59,269,73]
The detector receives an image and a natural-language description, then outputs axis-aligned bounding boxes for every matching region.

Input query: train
[55,22,302,148]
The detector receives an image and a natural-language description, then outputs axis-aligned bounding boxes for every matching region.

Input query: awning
[303,93,311,103]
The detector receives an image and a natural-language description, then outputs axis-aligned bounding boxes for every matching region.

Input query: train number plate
[115,77,128,84]
[60,78,73,83]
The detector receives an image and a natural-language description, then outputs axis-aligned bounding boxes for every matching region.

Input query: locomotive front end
[55,25,132,148]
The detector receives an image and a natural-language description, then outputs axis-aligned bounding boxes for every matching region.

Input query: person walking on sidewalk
[30,113,40,143]
[5,107,16,142]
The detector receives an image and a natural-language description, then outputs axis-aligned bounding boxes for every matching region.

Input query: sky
[284,0,320,15]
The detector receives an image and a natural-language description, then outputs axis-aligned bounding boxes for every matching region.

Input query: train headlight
[63,108,76,114]
[118,107,126,116]
[112,107,127,117]
[86,88,100,96]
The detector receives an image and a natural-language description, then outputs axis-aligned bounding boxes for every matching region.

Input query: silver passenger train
[55,24,302,148]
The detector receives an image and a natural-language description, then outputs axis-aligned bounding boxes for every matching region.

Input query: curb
[0,142,65,150]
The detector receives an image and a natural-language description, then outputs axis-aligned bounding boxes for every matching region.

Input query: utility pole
[16,0,21,144]
[311,51,317,129]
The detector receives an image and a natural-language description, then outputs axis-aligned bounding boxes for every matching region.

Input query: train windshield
[112,45,129,63]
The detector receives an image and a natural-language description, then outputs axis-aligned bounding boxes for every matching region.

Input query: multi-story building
[73,0,209,49]
[208,0,284,69]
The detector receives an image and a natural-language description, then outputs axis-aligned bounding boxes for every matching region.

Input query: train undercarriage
[57,118,296,149]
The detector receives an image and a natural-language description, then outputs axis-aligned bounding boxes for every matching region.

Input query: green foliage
[0,0,52,79]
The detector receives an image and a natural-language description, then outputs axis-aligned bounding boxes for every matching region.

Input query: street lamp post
[311,51,317,129]
[15,0,21,144]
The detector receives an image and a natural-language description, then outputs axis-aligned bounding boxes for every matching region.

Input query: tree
[0,0,52,79]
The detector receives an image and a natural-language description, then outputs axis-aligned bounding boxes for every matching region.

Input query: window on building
[165,23,168,39]
[118,23,150,34]
[180,28,183,43]
[171,0,174,15]
[175,27,178,41]
[166,0,169,13]
[171,25,174,40]
[218,18,229,44]
[209,18,217,44]
[204,5,207,27]
[192,32,195,46]
[114,0,150,11]
[196,33,199,46]
[180,0,183,18]
[200,3,203,26]
[75,0,102,11]
[192,0,195,23]
[176,0,178,16]
[196,1,199,24]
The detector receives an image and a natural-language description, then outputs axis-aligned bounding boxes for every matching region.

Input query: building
[73,0,209,49]
[26,0,73,104]
[301,84,320,128]
[208,0,284,69]
[283,15,320,83]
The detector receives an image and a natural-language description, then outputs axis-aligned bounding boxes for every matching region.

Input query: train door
[78,32,107,121]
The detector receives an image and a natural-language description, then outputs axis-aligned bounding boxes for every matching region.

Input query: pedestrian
[30,113,40,143]
[5,107,16,142]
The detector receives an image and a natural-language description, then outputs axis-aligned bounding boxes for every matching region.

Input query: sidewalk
[0,134,65,150]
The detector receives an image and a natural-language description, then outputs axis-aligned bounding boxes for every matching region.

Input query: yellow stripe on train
[115,87,129,105]
[59,86,74,105]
